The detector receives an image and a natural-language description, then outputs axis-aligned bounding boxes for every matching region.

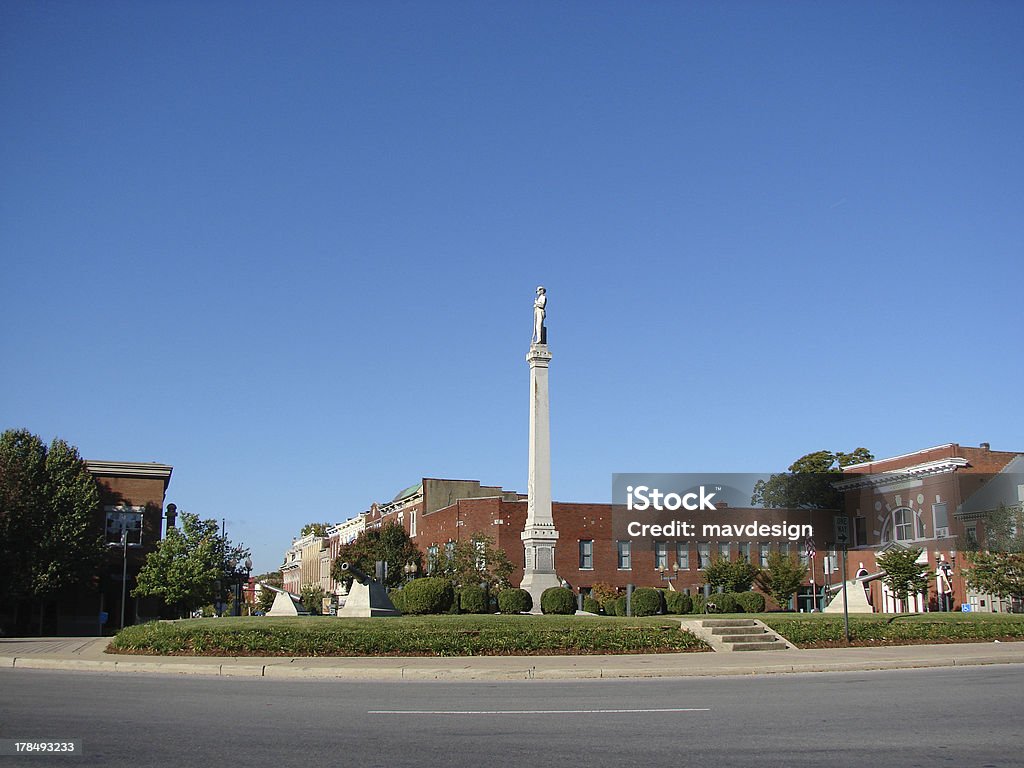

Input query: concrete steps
[679,618,795,652]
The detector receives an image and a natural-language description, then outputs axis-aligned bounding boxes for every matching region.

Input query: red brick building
[838,442,1023,613]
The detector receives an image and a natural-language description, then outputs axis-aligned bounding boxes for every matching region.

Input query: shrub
[602,597,618,616]
[690,594,707,614]
[631,588,663,617]
[734,591,766,614]
[664,592,693,615]
[541,587,576,615]
[388,589,408,614]
[582,597,602,614]
[400,577,455,615]
[497,588,533,614]
[459,584,489,614]
[705,592,738,614]
[614,596,628,617]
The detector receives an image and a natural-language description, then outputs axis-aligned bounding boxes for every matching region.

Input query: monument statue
[532,286,547,344]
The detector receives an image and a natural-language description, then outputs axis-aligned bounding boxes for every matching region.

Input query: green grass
[108,615,710,657]
[759,612,1024,647]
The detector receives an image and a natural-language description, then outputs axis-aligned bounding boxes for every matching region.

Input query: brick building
[838,442,1023,613]
[289,442,1022,614]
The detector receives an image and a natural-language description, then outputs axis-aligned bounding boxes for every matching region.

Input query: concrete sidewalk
[2,637,1023,680]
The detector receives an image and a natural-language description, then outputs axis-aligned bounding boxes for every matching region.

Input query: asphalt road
[1,665,1022,768]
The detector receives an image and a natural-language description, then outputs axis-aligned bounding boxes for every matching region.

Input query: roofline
[842,444,956,470]
[85,460,173,485]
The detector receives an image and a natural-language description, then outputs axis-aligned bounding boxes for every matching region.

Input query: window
[882,507,925,544]
[966,525,978,547]
[779,542,791,557]
[759,542,770,567]
[655,541,668,570]
[932,504,948,538]
[697,542,710,569]
[739,542,751,562]
[579,540,593,569]
[427,545,438,574]
[676,542,689,570]
[410,509,417,538]
[616,540,631,570]
[105,506,144,545]
[718,542,730,561]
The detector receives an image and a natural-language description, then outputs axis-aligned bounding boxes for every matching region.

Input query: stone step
[720,633,772,643]
[701,619,757,628]
[731,640,786,651]
[710,626,767,636]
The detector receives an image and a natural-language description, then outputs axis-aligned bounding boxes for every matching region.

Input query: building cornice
[835,458,969,491]
[85,461,173,487]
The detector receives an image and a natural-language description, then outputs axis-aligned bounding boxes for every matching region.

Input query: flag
[804,538,816,559]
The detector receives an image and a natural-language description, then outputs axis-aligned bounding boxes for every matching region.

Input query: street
[1,664,1022,767]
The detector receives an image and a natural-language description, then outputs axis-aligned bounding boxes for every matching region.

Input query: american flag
[804,538,816,559]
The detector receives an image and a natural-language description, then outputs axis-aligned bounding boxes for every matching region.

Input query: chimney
[980,442,991,451]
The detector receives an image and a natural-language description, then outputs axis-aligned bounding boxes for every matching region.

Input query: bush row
[600,590,766,616]
[386,578,536,615]
[109,615,710,656]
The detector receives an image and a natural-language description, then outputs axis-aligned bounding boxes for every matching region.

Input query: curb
[3,651,1024,680]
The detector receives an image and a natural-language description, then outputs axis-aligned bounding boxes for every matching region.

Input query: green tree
[964,552,1024,603]
[0,429,106,632]
[982,504,1024,554]
[754,551,806,610]
[876,546,930,610]
[300,522,330,538]
[331,521,422,591]
[300,584,326,615]
[751,448,873,509]
[433,533,515,589]
[703,556,760,593]
[133,512,249,618]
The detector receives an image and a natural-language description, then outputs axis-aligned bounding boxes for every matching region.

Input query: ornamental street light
[658,564,680,586]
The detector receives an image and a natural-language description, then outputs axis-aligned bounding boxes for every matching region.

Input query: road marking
[369,708,710,715]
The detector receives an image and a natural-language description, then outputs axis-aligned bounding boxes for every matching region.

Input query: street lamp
[658,564,679,586]
[403,562,419,583]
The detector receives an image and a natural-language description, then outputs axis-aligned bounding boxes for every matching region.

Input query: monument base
[337,579,401,618]
[519,569,563,613]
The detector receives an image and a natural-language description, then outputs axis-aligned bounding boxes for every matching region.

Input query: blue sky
[2,2,1021,573]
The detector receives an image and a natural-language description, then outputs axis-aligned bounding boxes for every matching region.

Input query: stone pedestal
[521,342,560,609]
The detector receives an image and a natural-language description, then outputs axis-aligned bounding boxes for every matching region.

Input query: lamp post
[403,562,419,584]
[658,564,679,587]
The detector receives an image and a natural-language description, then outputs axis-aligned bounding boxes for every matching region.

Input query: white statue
[532,286,547,344]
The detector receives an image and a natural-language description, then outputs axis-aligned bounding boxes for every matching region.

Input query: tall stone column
[520,287,560,609]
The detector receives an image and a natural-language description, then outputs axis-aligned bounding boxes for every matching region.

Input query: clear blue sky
[2,2,1021,574]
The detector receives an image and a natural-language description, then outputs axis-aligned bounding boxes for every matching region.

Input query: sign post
[834,515,851,644]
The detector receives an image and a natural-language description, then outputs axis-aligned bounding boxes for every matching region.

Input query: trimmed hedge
[705,592,738,614]
[388,589,408,614]
[459,584,489,614]
[614,596,628,617]
[664,592,692,615]
[541,587,576,615]
[582,597,602,614]
[734,591,766,613]
[602,597,619,616]
[109,615,711,656]
[690,594,707,614]
[497,588,533,614]
[631,588,663,617]
[400,577,455,615]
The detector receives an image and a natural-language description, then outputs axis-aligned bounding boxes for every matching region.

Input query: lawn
[107,614,710,657]
[759,612,1024,648]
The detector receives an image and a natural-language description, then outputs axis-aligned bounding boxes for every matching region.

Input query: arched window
[880,507,925,544]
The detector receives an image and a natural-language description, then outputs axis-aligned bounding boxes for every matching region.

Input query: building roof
[392,482,423,502]
[85,460,173,489]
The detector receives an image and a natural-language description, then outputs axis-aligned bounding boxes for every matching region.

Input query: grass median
[107,615,710,657]
[759,612,1024,648]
